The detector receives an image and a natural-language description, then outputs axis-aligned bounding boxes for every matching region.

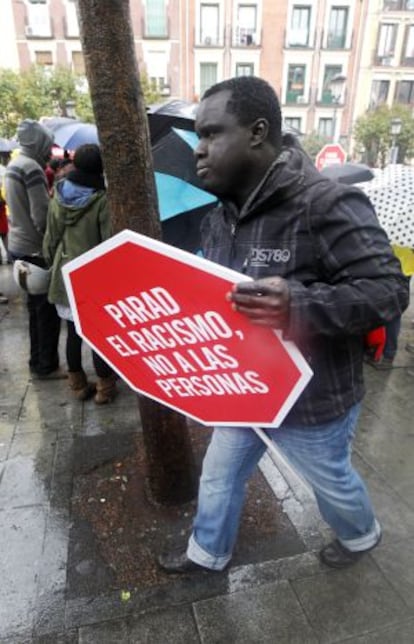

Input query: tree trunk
[77,0,197,504]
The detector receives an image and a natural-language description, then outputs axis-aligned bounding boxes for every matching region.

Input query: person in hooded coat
[5,119,63,377]
[43,144,117,404]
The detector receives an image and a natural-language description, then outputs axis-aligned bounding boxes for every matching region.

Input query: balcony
[321,29,353,50]
[383,0,414,10]
[315,88,346,106]
[284,28,315,49]
[142,17,170,39]
[25,15,53,38]
[232,27,261,47]
[373,53,395,66]
[195,32,224,47]
[285,90,309,106]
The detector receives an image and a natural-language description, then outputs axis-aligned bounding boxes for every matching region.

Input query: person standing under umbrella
[5,120,63,376]
[43,144,117,403]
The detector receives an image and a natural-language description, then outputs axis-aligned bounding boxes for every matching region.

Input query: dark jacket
[201,140,409,426]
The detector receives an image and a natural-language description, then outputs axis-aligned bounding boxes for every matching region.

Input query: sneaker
[0,292,8,304]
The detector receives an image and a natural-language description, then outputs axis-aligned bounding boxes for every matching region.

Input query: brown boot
[68,370,96,401]
[94,374,117,405]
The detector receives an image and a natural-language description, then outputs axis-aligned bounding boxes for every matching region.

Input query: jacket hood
[55,179,104,226]
[17,119,54,167]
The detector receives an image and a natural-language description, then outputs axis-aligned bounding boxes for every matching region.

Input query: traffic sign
[315,143,346,171]
[62,230,312,427]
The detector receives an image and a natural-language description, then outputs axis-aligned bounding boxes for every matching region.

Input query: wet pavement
[1,262,414,643]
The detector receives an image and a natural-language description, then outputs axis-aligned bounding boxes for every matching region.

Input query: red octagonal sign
[63,230,312,427]
[315,143,346,171]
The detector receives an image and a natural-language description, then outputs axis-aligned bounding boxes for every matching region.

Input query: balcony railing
[373,53,395,66]
[285,90,310,105]
[195,32,224,47]
[320,29,353,50]
[315,88,346,106]
[141,17,170,39]
[25,17,53,38]
[383,0,414,10]
[284,28,316,48]
[232,27,261,47]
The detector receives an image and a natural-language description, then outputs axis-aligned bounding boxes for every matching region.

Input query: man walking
[158,77,409,573]
[5,119,63,378]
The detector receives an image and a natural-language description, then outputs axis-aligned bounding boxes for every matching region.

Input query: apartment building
[354,0,414,117]
[0,0,413,149]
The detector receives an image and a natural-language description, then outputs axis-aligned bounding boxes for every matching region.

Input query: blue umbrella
[53,122,98,150]
[0,137,18,153]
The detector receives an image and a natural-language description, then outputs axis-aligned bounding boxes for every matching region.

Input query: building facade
[0,0,413,150]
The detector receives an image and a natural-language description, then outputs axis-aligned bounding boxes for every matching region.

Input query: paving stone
[372,536,414,609]
[291,558,410,643]
[0,506,47,637]
[336,616,414,643]
[193,579,318,643]
[79,606,200,643]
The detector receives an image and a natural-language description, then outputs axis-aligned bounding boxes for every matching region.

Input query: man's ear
[250,118,269,147]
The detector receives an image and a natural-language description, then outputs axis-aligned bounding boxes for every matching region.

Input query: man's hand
[227,277,290,328]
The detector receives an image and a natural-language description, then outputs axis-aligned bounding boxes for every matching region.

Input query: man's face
[194,90,254,200]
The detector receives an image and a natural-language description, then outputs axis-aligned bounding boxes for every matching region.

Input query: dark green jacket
[43,179,111,307]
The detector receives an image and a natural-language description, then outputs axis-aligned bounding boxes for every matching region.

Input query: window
[286,65,306,103]
[370,80,390,106]
[145,0,167,38]
[376,23,397,61]
[318,118,334,138]
[284,117,302,132]
[321,65,342,103]
[200,4,220,45]
[66,0,79,37]
[26,1,51,37]
[395,80,414,103]
[35,50,52,66]
[236,63,254,76]
[402,25,414,64]
[235,4,257,45]
[72,51,85,74]
[288,5,311,46]
[200,63,218,96]
[327,7,348,48]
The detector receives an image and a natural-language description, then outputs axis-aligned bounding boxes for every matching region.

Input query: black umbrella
[320,162,374,185]
[147,103,218,253]
[147,100,198,144]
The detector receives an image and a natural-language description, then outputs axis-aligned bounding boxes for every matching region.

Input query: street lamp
[65,100,77,119]
[329,74,346,143]
[390,117,402,164]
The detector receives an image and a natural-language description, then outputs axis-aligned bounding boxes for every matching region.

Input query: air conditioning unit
[25,25,34,36]
[204,36,212,45]
[297,95,306,104]
[160,85,171,96]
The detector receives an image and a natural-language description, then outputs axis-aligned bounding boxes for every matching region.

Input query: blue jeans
[187,404,381,570]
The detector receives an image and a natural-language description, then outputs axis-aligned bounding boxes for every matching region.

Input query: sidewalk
[1,263,414,643]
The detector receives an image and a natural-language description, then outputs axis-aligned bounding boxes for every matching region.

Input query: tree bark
[77,0,197,504]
